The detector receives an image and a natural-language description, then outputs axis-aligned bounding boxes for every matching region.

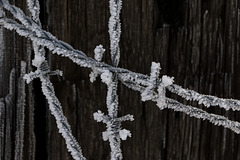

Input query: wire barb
[1,0,240,159]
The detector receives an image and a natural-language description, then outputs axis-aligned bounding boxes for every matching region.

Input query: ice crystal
[1,0,240,160]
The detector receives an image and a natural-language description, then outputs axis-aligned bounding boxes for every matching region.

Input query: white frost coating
[21,1,86,159]
[89,45,106,83]
[108,0,122,66]
[89,71,98,83]
[161,75,174,87]
[150,62,161,84]
[94,44,105,62]
[32,54,45,67]
[100,70,113,86]
[141,62,161,101]
[119,129,131,140]
[102,131,113,141]
[26,0,40,24]
[0,16,152,87]
[1,0,42,36]
[156,86,166,109]
[93,108,133,159]
[141,89,157,102]
[93,110,105,122]
[155,75,173,109]
[106,81,118,117]
[167,84,240,111]
[23,71,40,84]
[2,1,240,159]
[40,77,86,160]
[140,63,173,109]
[165,98,240,134]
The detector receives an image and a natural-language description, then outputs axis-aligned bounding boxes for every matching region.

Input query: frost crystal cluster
[0,0,240,159]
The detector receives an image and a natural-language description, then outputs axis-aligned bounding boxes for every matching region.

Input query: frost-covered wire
[26,0,40,24]
[23,62,85,160]
[104,0,127,159]
[93,1,133,159]
[0,16,151,86]
[165,98,240,134]
[1,0,240,113]
[0,0,43,36]
[24,1,86,159]
[1,2,240,160]
[40,76,86,160]
[109,0,122,66]
[93,110,134,158]
[1,1,240,133]
[141,62,161,101]
[167,84,240,111]
[89,45,105,83]
[123,73,240,134]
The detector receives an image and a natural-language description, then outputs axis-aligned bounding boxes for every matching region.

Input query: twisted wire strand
[123,79,240,134]
[0,0,239,137]
[40,76,86,160]
[3,15,240,113]
[1,10,240,116]
[25,0,86,159]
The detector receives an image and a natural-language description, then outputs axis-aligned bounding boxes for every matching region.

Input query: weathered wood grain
[44,0,240,159]
[1,0,240,160]
[0,1,35,160]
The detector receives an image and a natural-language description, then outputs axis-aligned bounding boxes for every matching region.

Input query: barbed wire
[25,0,85,159]
[0,0,240,159]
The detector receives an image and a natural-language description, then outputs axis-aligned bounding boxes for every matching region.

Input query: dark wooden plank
[1,0,240,159]
[44,0,240,159]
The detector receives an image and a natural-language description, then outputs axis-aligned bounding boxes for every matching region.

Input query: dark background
[0,0,240,159]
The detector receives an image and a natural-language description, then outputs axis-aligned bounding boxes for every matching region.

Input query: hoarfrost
[32,54,45,67]
[161,75,174,87]
[101,70,113,86]
[102,131,112,141]
[1,0,240,160]
[119,129,131,140]
[93,110,105,122]
[89,45,105,83]
[141,62,161,101]
[94,44,105,62]
[156,86,166,109]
